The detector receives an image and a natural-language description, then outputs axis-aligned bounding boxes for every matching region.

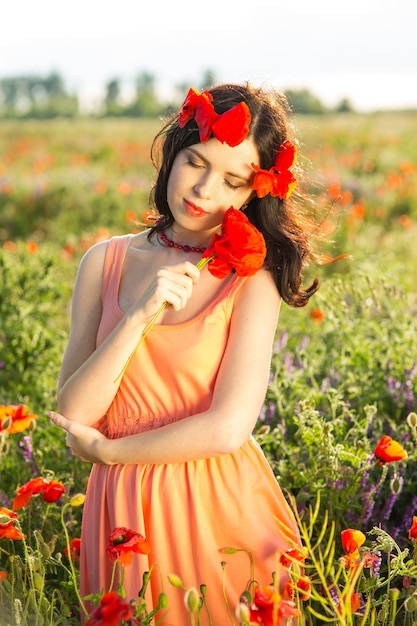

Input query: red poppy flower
[248,585,300,625]
[0,404,37,433]
[200,207,266,279]
[350,592,361,613]
[63,537,81,561]
[85,591,133,626]
[279,546,308,567]
[341,529,366,554]
[310,307,325,323]
[178,87,251,147]
[43,480,66,503]
[251,140,297,199]
[12,477,65,510]
[409,516,417,540]
[0,508,25,540]
[106,527,150,566]
[284,575,312,601]
[374,435,407,466]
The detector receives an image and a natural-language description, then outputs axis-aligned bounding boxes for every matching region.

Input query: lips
[184,200,208,217]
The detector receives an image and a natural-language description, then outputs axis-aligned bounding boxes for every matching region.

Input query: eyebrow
[187,146,251,183]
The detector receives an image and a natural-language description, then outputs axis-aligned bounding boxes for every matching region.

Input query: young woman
[50,83,320,625]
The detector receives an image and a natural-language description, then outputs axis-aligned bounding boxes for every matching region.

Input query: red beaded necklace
[158,230,207,254]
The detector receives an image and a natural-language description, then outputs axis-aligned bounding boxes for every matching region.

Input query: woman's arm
[51,267,281,463]
[57,241,200,425]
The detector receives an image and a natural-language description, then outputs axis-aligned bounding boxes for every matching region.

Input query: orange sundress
[80,235,300,625]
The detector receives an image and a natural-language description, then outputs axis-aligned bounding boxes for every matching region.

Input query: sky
[2,0,416,112]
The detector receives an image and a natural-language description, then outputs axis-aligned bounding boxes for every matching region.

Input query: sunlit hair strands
[149,82,325,307]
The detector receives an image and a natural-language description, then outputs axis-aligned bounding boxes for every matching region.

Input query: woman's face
[166,137,259,240]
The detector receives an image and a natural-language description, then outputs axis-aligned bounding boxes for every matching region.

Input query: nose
[193,173,213,199]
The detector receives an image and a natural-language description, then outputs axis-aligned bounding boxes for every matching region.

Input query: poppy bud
[167,574,183,588]
[2,416,12,430]
[235,602,251,622]
[70,493,85,507]
[405,594,417,612]
[407,412,417,428]
[390,476,403,495]
[184,587,200,612]
[158,592,168,609]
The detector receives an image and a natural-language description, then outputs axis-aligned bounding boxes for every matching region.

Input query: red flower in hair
[106,527,150,566]
[178,87,251,147]
[252,140,297,199]
[374,435,407,466]
[201,207,266,279]
[85,591,133,626]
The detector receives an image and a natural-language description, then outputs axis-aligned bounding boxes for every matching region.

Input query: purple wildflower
[371,551,382,578]
[19,434,38,475]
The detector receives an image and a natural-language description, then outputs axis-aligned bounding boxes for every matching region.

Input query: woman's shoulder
[79,233,135,270]
[232,267,281,322]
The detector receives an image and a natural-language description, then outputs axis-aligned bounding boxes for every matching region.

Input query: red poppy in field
[310,307,325,323]
[64,537,81,562]
[0,507,25,541]
[251,140,297,199]
[0,570,7,581]
[338,591,361,614]
[12,476,65,510]
[374,435,407,466]
[408,516,417,541]
[106,527,150,566]
[341,529,366,555]
[43,480,66,503]
[284,575,312,601]
[85,591,133,626]
[279,546,309,567]
[27,240,38,254]
[201,207,266,279]
[248,584,300,624]
[0,404,37,434]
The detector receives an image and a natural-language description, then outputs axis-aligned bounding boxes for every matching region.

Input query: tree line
[0,70,355,119]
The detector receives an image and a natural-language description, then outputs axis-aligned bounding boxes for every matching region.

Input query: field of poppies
[1,111,417,625]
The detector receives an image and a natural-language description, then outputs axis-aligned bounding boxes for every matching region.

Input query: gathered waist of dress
[106,410,189,438]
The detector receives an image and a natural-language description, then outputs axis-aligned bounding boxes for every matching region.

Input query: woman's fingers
[154,263,200,311]
[49,411,71,431]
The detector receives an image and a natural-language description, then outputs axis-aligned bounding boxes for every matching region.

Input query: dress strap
[101,235,133,307]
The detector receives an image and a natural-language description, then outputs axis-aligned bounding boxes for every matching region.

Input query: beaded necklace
[158,230,207,254]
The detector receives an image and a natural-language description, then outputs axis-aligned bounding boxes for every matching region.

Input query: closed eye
[225,180,241,190]
[187,158,204,169]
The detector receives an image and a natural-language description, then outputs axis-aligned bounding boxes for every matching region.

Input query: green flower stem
[60,502,88,616]
[220,561,235,626]
[114,255,213,383]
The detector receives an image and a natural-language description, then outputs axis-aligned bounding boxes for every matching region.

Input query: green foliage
[0,243,70,409]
